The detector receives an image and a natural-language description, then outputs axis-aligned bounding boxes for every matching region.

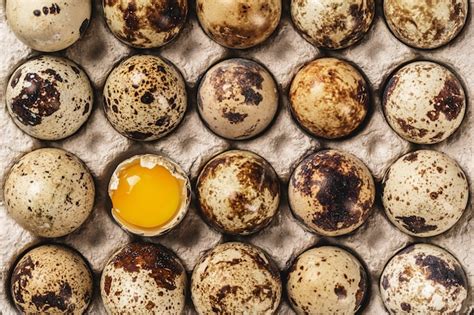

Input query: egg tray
[0,0,472,314]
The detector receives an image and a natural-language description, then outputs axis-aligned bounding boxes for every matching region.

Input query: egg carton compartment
[0,0,472,314]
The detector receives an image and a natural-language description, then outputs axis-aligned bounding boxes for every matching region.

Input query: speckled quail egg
[291,0,375,50]
[384,0,468,49]
[196,0,282,49]
[100,243,187,314]
[4,148,95,238]
[5,55,93,140]
[103,55,187,141]
[6,0,91,52]
[383,61,466,144]
[108,154,191,237]
[191,242,282,314]
[289,149,375,236]
[382,150,468,237]
[380,243,468,314]
[289,58,369,139]
[287,246,368,314]
[198,58,278,140]
[11,244,93,314]
[196,150,280,235]
[103,0,188,48]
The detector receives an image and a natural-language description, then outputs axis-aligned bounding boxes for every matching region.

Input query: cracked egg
[108,154,191,237]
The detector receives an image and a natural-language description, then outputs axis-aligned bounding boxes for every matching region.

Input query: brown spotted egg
[291,0,375,50]
[3,148,95,238]
[287,246,368,314]
[191,242,282,314]
[196,0,282,49]
[196,150,280,235]
[383,61,466,144]
[198,59,279,140]
[380,244,468,314]
[382,150,469,237]
[100,243,187,314]
[103,0,188,48]
[103,55,187,141]
[384,0,468,49]
[5,55,93,141]
[11,244,93,314]
[6,0,91,52]
[289,58,369,139]
[289,150,375,236]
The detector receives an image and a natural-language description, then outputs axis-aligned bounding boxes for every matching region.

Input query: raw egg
[108,154,191,236]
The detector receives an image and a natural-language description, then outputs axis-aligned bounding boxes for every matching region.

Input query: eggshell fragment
[380,243,468,314]
[288,149,375,236]
[382,150,469,237]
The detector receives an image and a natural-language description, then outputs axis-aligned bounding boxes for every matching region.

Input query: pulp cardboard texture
[0,1,472,313]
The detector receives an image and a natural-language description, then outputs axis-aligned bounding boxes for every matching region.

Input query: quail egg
[289,149,375,236]
[383,61,466,144]
[108,154,191,237]
[291,0,375,50]
[384,0,468,49]
[6,0,91,52]
[100,242,187,314]
[103,0,188,48]
[103,55,187,141]
[287,246,368,315]
[198,58,279,140]
[380,243,468,314]
[11,244,93,314]
[5,55,93,140]
[382,150,468,237]
[196,0,282,49]
[4,148,95,238]
[191,242,282,314]
[289,58,369,139]
[196,150,280,235]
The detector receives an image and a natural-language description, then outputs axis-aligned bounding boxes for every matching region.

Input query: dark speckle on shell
[395,215,437,234]
[415,254,466,289]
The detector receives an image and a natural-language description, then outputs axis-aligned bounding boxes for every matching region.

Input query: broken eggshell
[100,242,187,314]
[287,246,368,314]
[6,0,91,52]
[382,150,469,237]
[5,55,93,141]
[108,154,191,237]
[288,149,375,236]
[102,0,188,49]
[380,243,468,314]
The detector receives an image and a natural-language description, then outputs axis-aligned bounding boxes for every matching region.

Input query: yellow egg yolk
[111,162,182,229]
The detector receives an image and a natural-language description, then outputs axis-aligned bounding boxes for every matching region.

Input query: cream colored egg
[289,58,369,139]
[6,0,91,52]
[383,61,466,144]
[100,243,187,314]
[103,0,188,48]
[382,150,468,237]
[380,244,468,314]
[103,55,187,141]
[291,0,375,49]
[4,148,95,238]
[287,246,368,315]
[11,245,93,314]
[384,0,468,49]
[191,242,282,314]
[288,149,375,236]
[196,0,281,49]
[196,150,280,235]
[198,58,279,140]
[5,55,93,140]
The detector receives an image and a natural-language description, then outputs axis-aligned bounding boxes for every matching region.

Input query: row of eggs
[6,54,467,144]
[6,0,469,51]
[4,146,469,240]
[10,241,468,314]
